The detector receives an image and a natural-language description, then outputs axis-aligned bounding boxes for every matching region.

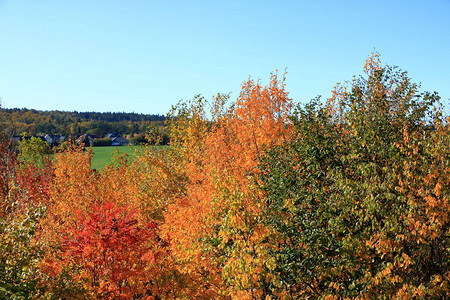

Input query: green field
[90,146,137,170]
[89,145,169,170]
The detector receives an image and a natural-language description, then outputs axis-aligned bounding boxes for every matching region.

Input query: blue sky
[0,0,449,115]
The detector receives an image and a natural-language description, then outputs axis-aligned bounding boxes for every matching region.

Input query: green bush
[259,54,448,298]
[93,138,112,147]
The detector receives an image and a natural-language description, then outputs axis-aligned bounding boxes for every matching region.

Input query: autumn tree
[259,53,448,298]
[0,127,52,298]
[46,201,169,299]
[17,136,52,168]
[162,73,293,298]
[39,144,181,299]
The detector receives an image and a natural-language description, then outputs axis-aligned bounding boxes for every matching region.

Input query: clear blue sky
[1,0,449,115]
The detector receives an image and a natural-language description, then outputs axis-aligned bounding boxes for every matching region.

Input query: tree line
[0,53,448,299]
[0,108,165,137]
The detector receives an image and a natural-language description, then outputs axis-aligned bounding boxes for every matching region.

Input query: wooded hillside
[0,108,165,137]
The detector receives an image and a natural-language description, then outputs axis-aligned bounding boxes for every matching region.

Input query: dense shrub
[93,137,112,146]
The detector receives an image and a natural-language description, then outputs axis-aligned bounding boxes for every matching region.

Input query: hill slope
[0,108,165,137]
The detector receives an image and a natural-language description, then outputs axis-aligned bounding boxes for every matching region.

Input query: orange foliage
[50,201,167,298]
[39,146,96,246]
[162,73,292,297]
[38,145,180,298]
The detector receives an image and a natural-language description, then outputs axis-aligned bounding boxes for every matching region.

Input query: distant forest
[0,108,166,137]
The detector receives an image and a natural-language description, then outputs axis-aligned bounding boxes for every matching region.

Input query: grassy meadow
[89,145,168,170]
[90,146,137,170]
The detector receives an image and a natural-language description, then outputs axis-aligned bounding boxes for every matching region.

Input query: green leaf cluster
[259,60,448,298]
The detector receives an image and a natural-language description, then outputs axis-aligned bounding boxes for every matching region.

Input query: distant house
[11,135,65,147]
[111,137,129,146]
[105,133,129,146]
[105,133,120,139]
[76,134,95,147]
[44,134,65,146]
